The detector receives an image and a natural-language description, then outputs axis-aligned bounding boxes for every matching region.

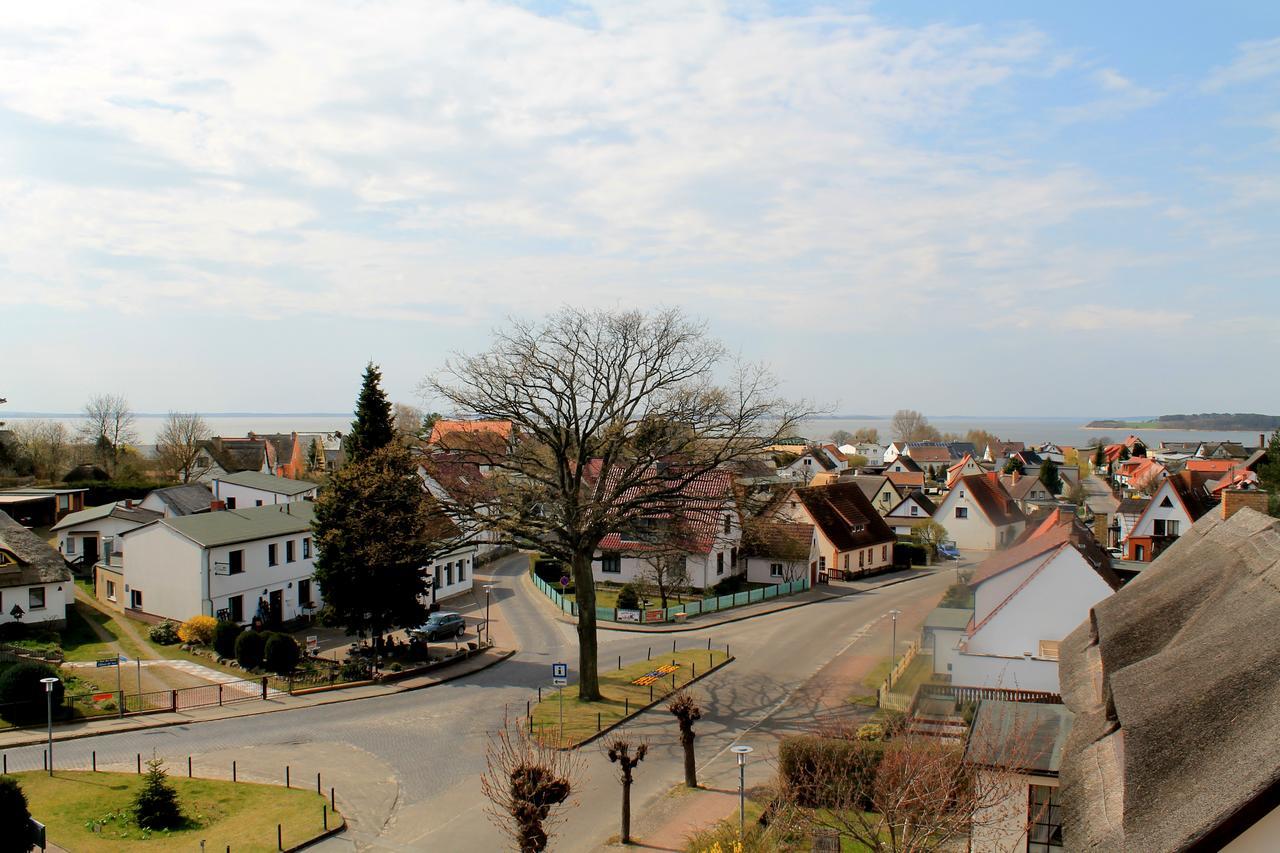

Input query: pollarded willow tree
[426,307,809,700]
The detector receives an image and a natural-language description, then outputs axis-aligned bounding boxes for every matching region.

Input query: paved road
[5,554,952,851]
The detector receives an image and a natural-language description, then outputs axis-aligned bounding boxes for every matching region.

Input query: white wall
[120,525,205,620]
[0,582,69,625]
[594,549,741,591]
[930,626,966,677]
[1225,802,1280,852]
[950,651,1060,693]
[207,531,319,624]
[744,556,807,585]
[934,487,1024,551]
[213,480,316,509]
[57,514,142,562]
[1129,482,1191,538]
[427,544,476,603]
[971,774,1053,853]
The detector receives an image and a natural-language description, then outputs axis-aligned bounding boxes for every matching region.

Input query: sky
[2,1,1278,417]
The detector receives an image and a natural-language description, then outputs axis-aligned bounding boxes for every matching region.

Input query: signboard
[92,692,114,702]
[96,657,119,668]
[306,635,319,651]
[559,575,570,591]
[644,609,665,624]
[552,676,567,686]
[616,609,641,623]
[551,662,568,679]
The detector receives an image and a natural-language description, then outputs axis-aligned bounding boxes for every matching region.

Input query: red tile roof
[598,468,736,555]
[956,473,1027,528]
[796,482,896,552]
[906,445,951,464]
[885,471,926,490]
[1186,458,1238,475]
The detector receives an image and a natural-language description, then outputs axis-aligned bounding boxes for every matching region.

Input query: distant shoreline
[1080,425,1267,433]
[4,412,353,419]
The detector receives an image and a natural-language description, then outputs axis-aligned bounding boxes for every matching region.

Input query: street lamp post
[482,584,494,646]
[731,745,753,837]
[41,676,58,776]
[887,609,902,690]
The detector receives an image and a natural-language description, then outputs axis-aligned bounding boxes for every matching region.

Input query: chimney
[210,500,226,512]
[1222,488,1269,521]
[123,499,133,509]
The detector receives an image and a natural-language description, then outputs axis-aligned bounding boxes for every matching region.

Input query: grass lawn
[563,584,700,610]
[15,770,337,852]
[856,652,939,701]
[530,648,729,747]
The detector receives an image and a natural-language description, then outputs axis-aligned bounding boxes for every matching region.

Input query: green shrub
[0,662,64,722]
[0,776,34,847]
[134,757,183,830]
[213,621,243,659]
[615,584,640,610]
[234,630,266,671]
[712,574,747,596]
[532,557,570,589]
[263,633,300,674]
[777,735,885,810]
[148,620,180,645]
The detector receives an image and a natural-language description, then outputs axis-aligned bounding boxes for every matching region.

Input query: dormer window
[0,549,17,569]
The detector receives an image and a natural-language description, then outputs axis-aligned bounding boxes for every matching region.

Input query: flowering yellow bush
[178,615,218,645]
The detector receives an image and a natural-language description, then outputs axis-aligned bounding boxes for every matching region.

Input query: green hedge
[61,478,177,505]
[777,736,885,810]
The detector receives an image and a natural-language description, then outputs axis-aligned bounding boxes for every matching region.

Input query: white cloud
[1203,36,1280,91]
[1052,68,1163,124]
[0,2,1148,328]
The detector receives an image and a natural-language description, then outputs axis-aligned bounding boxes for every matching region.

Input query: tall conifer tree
[346,362,395,462]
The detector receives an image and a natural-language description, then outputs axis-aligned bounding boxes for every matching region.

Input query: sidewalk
[0,646,515,750]
[525,566,940,634]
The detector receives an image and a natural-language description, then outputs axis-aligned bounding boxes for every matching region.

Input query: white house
[0,511,74,627]
[777,444,847,483]
[417,456,493,603]
[884,491,937,537]
[932,474,1027,551]
[935,513,1119,693]
[740,520,815,584]
[840,442,885,464]
[1121,470,1216,561]
[52,500,161,572]
[139,483,213,518]
[594,469,743,590]
[117,502,320,625]
[211,471,318,509]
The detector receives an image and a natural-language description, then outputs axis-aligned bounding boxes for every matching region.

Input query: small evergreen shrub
[263,633,300,674]
[213,620,243,659]
[0,776,34,847]
[133,757,183,830]
[0,662,64,722]
[615,584,640,610]
[234,630,266,671]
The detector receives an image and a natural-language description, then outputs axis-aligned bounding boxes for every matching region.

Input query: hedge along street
[528,648,731,748]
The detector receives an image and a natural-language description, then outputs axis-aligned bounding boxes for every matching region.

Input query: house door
[83,536,99,567]
[269,589,283,626]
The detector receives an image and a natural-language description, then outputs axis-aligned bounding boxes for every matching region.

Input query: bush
[0,662,64,722]
[615,584,640,610]
[712,574,748,596]
[777,735,885,810]
[213,620,244,659]
[0,776,34,847]
[263,633,300,674]
[178,615,217,645]
[234,630,266,671]
[532,557,569,589]
[148,620,180,645]
[134,757,183,830]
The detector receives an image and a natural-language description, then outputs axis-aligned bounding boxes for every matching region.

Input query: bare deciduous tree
[393,402,425,442]
[604,735,647,844]
[783,722,1044,853]
[910,520,948,563]
[481,713,580,852]
[155,412,211,483]
[890,410,940,443]
[80,394,137,474]
[427,307,808,700]
[635,555,691,612]
[668,690,703,788]
[12,420,71,481]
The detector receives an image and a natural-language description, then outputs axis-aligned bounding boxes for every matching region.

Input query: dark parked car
[410,612,466,641]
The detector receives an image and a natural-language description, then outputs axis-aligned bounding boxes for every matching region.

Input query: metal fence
[531,573,810,624]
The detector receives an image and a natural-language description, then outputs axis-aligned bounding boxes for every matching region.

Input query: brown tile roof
[906,445,951,464]
[598,468,736,555]
[956,473,1027,528]
[740,520,813,561]
[884,471,925,490]
[796,482,896,552]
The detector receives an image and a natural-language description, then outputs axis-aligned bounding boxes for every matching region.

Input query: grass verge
[531,648,729,747]
[15,770,338,852]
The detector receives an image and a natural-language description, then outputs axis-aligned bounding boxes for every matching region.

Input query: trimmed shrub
[134,757,183,829]
[263,633,300,674]
[712,574,747,596]
[0,776,33,847]
[178,615,217,645]
[0,662,64,722]
[234,630,266,671]
[213,620,244,659]
[615,584,640,610]
[777,735,885,810]
[148,620,180,645]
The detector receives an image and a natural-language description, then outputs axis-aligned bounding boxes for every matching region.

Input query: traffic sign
[552,677,567,686]
[96,657,119,668]
[559,575,569,590]
[552,662,568,679]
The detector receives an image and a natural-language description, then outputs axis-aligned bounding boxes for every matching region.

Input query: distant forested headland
[1085,413,1280,431]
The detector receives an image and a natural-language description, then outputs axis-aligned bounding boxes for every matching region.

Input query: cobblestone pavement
[4,552,955,851]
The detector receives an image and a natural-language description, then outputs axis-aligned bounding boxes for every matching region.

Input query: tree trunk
[621,775,632,843]
[682,732,697,788]
[571,550,602,701]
